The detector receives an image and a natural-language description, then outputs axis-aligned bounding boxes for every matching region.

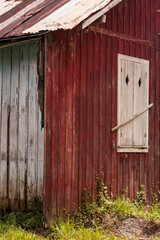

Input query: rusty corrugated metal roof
[0,0,121,38]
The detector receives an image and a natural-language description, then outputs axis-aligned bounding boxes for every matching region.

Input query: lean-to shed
[1,0,160,225]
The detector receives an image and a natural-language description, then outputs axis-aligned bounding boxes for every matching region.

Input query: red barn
[0,0,160,225]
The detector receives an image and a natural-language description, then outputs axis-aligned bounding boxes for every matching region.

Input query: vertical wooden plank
[9,46,19,209]
[44,42,53,223]
[130,0,136,58]
[79,30,87,201]
[1,47,11,205]
[37,39,45,198]
[18,44,29,209]
[0,50,2,204]
[135,156,140,199]
[134,0,141,199]
[37,108,44,197]
[86,31,93,193]
[130,0,136,37]
[27,42,39,199]
[117,0,124,34]
[93,32,100,192]
[117,37,126,194]
[135,0,141,39]
[150,0,156,197]
[123,41,133,200]
[58,33,67,213]
[133,62,149,146]
[111,37,118,196]
[118,0,124,195]
[119,156,123,194]
[51,37,60,215]
[145,46,150,200]
[122,156,126,194]
[141,0,146,57]
[105,35,112,192]
[111,4,118,197]
[150,50,155,198]
[146,0,151,41]
[65,31,73,212]
[99,33,106,180]
[125,156,129,198]
[118,59,134,147]
[123,0,130,35]
[156,0,160,195]
[72,30,80,209]
[145,0,151,200]
[105,7,112,193]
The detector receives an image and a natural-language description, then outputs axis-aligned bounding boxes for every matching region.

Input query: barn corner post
[44,32,54,226]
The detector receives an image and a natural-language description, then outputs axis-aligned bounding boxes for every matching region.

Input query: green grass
[51,219,107,239]
[1,184,160,239]
[1,197,160,239]
[0,222,45,239]
[102,195,160,222]
[0,196,45,239]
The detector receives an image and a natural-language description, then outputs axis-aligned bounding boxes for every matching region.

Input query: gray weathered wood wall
[0,40,44,210]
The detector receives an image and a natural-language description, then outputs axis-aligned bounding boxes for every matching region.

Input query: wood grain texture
[9,46,19,208]
[0,40,44,210]
[1,47,11,202]
[44,0,160,223]
[27,43,39,199]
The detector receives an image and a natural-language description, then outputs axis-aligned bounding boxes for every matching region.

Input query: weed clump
[70,177,160,229]
[51,177,160,239]
[134,185,147,208]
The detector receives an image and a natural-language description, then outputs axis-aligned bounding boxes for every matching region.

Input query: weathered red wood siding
[45,0,160,222]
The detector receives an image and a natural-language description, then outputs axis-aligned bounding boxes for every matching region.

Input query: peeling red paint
[44,0,160,224]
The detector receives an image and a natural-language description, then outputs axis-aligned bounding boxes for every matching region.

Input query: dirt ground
[115,218,160,239]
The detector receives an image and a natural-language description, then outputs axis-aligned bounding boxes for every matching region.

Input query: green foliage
[134,185,147,208]
[72,188,103,228]
[103,196,139,220]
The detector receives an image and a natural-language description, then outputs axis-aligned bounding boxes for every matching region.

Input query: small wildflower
[83,188,86,190]
[63,208,66,211]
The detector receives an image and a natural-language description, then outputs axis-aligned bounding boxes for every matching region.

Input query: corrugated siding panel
[45,0,160,219]
[0,41,44,209]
